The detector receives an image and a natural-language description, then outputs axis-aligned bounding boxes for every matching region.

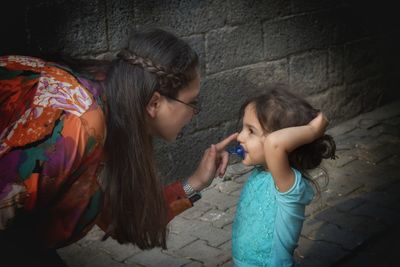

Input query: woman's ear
[146,91,162,118]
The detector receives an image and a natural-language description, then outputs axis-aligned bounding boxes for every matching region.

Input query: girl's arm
[263,113,328,192]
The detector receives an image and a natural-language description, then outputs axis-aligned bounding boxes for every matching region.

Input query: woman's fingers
[215,133,239,151]
[217,151,229,177]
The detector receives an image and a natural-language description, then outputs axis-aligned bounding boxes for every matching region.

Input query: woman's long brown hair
[101,28,198,249]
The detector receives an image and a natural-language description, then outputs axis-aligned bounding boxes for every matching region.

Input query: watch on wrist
[182,179,202,203]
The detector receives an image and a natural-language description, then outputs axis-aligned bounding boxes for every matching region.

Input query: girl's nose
[237,131,244,143]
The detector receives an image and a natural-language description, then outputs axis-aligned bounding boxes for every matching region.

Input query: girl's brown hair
[239,85,336,194]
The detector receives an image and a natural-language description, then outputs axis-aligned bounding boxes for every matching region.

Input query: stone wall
[2,0,399,182]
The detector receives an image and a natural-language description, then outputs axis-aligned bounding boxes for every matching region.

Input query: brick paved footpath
[58,100,400,267]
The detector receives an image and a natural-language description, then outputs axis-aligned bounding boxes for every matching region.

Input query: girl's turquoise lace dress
[232,167,314,267]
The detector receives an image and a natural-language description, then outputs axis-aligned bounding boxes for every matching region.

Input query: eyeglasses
[162,94,201,115]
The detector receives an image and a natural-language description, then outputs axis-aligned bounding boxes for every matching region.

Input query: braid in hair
[117,49,186,92]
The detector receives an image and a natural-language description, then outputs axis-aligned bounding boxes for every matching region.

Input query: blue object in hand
[228,144,245,159]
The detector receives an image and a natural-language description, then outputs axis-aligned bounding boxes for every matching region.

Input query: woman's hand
[188,133,239,191]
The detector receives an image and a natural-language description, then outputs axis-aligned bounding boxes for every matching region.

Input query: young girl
[232,86,336,267]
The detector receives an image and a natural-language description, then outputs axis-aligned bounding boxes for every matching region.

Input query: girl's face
[237,103,267,166]
[148,73,201,141]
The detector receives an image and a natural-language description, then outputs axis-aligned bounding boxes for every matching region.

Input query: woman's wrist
[182,177,202,203]
[186,176,204,192]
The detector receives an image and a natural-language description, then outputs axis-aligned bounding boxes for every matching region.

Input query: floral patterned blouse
[0,55,192,248]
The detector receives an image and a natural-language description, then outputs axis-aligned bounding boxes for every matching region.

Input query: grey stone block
[344,38,386,83]
[327,46,344,87]
[183,34,206,75]
[27,0,108,56]
[197,60,288,129]
[291,0,339,13]
[223,0,291,25]
[155,126,231,182]
[289,50,329,95]
[206,23,264,74]
[134,0,224,36]
[106,0,135,51]
[263,11,333,60]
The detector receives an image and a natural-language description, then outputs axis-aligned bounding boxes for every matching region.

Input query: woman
[0,28,237,266]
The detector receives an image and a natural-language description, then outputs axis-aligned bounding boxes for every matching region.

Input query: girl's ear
[146,91,162,118]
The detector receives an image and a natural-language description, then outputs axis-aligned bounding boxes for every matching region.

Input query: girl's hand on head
[188,133,239,191]
[309,112,329,139]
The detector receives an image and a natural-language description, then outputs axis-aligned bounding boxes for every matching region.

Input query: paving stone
[330,196,366,212]
[355,164,400,191]
[305,197,328,216]
[306,222,366,250]
[324,178,364,198]
[367,123,400,138]
[189,224,231,247]
[200,209,227,223]
[90,236,142,262]
[218,240,232,252]
[358,100,400,122]
[349,202,400,226]
[295,237,349,267]
[201,188,238,211]
[211,207,236,229]
[223,162,253,181]
[76,225,105,247]
[222,223,233,233]
[169,216,209,234]
[219,260,234,267]
[182,261,203,267]
[176,240,231,266]
[58,244,130,267]
[165,232,198,251]
[314,207,366,230]
[180,201,213,220]
[356,143,400,164]
[384,116,400,126]
[351,216,387,237]
[328,150,358,167]
[231,170,252,184]
[229,189,242,197]
[359,191,400,210]
[357,118,380,129]
[125,249,190,267]
[326,119,357,137]
[301,217,326,237]
[216,180,243,194]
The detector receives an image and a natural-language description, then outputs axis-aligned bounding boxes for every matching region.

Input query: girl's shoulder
[274,168,315,204]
